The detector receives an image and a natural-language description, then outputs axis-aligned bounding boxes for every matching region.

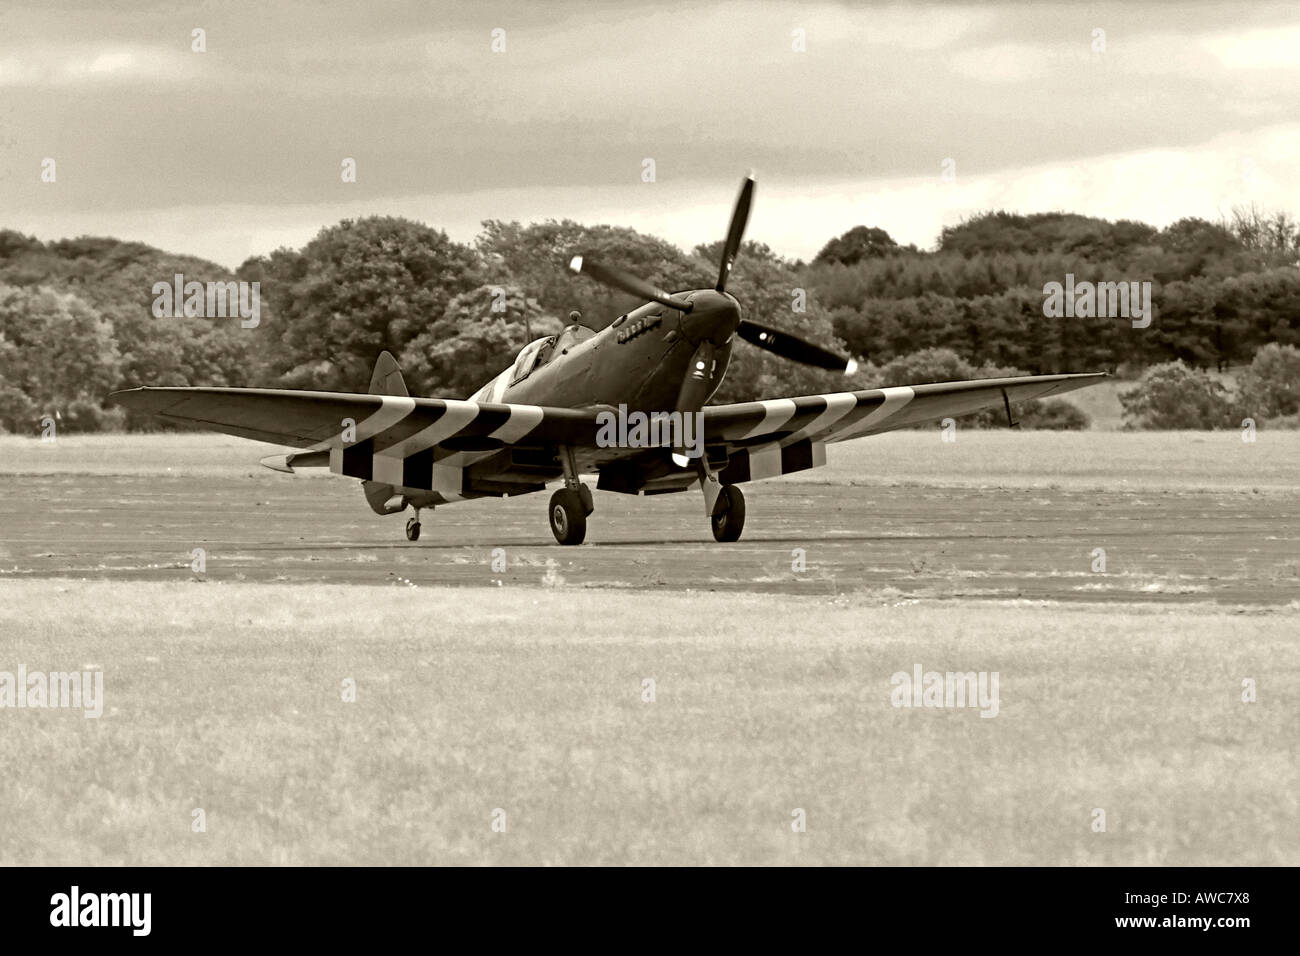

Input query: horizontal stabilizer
[363,480,407,515]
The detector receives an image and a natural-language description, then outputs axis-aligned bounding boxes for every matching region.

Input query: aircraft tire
[405,517,421,541]
[549,489,587,545]
[710,485,745,542]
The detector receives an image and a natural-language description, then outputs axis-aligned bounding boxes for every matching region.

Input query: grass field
[3,427,1296,491]
[1,581,1294,866]
[1,431,1295,865]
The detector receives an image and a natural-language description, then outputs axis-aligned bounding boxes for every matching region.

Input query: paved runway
[3,473,1297,603]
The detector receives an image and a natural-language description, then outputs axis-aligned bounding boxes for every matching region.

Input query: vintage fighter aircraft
[110,176,1106,545]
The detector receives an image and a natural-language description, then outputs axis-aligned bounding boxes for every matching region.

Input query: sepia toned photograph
[0,0,1294,909]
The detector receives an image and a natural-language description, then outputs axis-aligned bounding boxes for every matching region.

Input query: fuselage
[470,290,742,412]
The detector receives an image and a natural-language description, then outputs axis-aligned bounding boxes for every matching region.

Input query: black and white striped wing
[699,373,1107,484]
[704,373,1107,446]
[107,386,606,478]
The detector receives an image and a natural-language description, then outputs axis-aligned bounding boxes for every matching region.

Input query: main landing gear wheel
[405,515,421,541]
[710,485,746,542]
[549,488,587,545]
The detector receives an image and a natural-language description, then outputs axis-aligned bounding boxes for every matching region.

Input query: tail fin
[369,350,408,397]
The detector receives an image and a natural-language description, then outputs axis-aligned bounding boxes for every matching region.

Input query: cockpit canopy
[508,335,554,385]
[507,325,594,386]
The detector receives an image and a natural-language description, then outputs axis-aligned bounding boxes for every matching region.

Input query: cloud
[0,44,198,87]
[774,122,1300,255]
[1202,23,1300,69]
[3,1,1299,268]
[11,122,1298,270]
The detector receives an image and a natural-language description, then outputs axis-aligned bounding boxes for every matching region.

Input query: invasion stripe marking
[380,400,480,459]
[780,392,857,446]
[315,395,415,452]
[368,407,449,452]
[827,387,915,442]
[437,405,546,468]
[785,439,825,473]
[401,448,434,489]
[736,398,798,440]
[747,442,783,480]
[341,438,375,480]
[490,404,545,443]
[716,439,826,486]
[374,451,466,494]
[313,395,416,456]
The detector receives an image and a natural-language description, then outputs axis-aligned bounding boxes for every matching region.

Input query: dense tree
[249,217,482,391]
[2,201,1300,432]
[1237,343,1300,421]
[814,226,899,266]
[1119,361,1240,429]
[1227,204,1300,259]
[0,284,121,432]
[400,285,563,396]
[0,234,260,428]
[938,211,1156,258]
[478,220,710,330]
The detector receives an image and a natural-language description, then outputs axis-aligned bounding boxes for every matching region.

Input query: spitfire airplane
[110,176,1107,545]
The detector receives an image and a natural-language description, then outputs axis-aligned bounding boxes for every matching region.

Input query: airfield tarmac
[2,466,1297,603]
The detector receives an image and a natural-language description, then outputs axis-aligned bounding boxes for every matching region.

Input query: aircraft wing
[110,372,1106,495]
[111,372,1104,452]
[696,372,1107,484]
[108,386,603,457]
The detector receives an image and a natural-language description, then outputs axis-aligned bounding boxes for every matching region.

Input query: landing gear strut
[710,485,745,542]
[692,454,745,543]
[549,445,592,545]
[405,510,421,541]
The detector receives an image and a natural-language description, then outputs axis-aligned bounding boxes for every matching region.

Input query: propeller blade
[737,319,858,373]
[716,174,755,292]
[675,340,715,413]
[569,255,694,313]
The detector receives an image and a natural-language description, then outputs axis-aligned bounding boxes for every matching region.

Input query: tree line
[0,202,1297,433]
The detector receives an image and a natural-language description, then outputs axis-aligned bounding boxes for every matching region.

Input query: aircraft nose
[681,290,741,344]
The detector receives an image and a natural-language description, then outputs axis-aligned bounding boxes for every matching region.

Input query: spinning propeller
[569,174,858,410]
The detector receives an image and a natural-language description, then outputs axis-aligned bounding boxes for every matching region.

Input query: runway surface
[3,472,1297,603]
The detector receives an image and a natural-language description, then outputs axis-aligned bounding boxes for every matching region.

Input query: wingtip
[106,387,144,406]
[845,359,859,376]
[568,255,583,274]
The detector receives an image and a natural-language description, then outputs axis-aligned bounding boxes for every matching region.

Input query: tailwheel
[405,514,421,541]
[549,488,587,545]
[710,485,746,542]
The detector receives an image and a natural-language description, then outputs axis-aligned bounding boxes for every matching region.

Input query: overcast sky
[2,1,1298,267]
